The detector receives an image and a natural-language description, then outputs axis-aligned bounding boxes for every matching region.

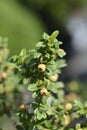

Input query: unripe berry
[1,72,7,79]
[19,104,26,110]
[64,114,70,126]
[49,74,58,82]
[40,88,49,96]
[38,64,46,72]
[64,103,72,111]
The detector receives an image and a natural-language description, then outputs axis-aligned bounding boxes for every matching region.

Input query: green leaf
[19,49,26,57]
[32,92,38,98]
[74,100,83,108]
[78,109,85,115]
[48,82,63,93]
[40,104,48,111]
[56,60,67,68]
[36,125,50,130]
[32,102,38,109]
[45,53,50,59]
[58,41,63,45]
[44,120,52,128]
[57,49,66,57]
[37,111,43,120]
[42,112,47,119]
[50,30,59,42]
[49,48,55,53]
[43,32,50,40]
[23,78,29,85]
[9,55,18,62]
[28,83,38,91]
[75,123,81,130]
[34,52,42,58]
[17,56,24,65]
[36,41,45,47]
[51,125,57,130]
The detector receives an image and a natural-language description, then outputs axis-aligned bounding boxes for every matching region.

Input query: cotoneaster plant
[10,31,87,130]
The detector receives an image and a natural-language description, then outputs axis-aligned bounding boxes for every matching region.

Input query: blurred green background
[0,0,87,55]
[0,0,45,55]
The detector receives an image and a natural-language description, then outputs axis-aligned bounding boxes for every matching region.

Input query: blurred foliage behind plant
[0,36,24,129]
[1,0,87,55]
[19,0,87,25]
[0,0,45,55]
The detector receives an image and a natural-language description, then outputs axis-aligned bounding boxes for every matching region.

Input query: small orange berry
[38,64,46,72]
[40,88,49,96]
[19,104,26,110]
[65,103,72,111]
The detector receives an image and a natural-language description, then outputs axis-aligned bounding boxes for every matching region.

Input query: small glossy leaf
[44,120,52,128]
[40,104,48,111]
[19,49,26,57]
[32,92,38,98]
[42,112,47,119]
[23,78,29,85]
[37,112,43,120]
[36,41,45,47]
[34,52,42,58]
[56,60,67,68]
[50,30,59,42]
[28,83,38,91]
[45,53,50,59]
[43,32,49,40]
[48,82,63,93]
[57,49,66,57]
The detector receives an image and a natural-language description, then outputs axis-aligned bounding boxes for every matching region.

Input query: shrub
[0,31,87,130]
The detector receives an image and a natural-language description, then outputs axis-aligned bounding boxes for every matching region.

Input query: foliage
[0,31,87,130]
[9,30,87,130]
[0,36,23,119]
